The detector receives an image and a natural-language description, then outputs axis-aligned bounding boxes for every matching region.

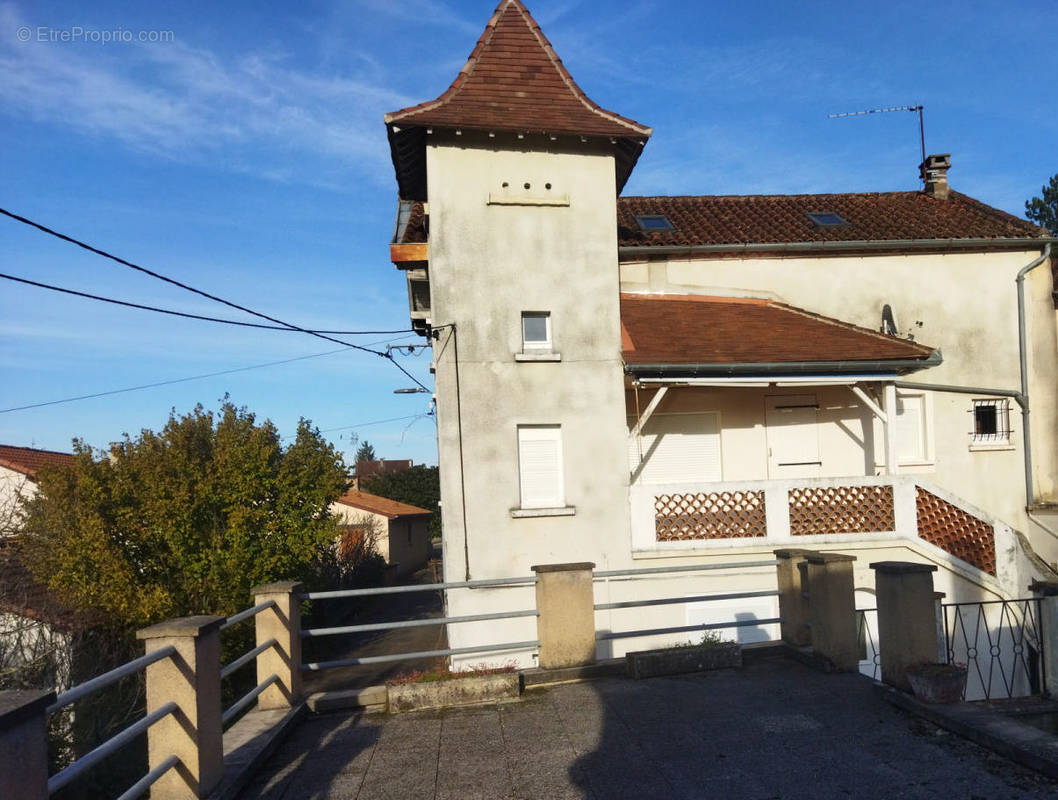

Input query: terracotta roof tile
[400,191,1047,247]
[617,192,1047,247]
[385,0,650,139]
[0,445,74,481]
[620,294,937,367]
[334,490,431,519]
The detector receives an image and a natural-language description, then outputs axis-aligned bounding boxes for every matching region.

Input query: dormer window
[635,214,674,232]
[806,211,848,227]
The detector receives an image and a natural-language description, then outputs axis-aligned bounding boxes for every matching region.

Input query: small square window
[806,211,848,227]
[522,312,551,350]
[971,399,1011,446]
[635,214,674,232]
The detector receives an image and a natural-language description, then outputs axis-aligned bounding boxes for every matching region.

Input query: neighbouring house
[382,0,1058,666]
[331,490,433,578]
[0,445,74,537]
[351,458,413,490]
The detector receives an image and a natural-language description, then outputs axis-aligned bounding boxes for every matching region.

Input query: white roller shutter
[630,413,722,484]
[518,426,564,508]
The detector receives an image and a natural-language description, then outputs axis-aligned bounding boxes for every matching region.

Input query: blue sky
[1,0,1054,468]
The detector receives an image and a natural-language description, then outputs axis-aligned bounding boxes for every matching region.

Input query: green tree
[1025,174,1058,235]
[20,401,349,626]
[355,440,377,464]
[361,464,441,538]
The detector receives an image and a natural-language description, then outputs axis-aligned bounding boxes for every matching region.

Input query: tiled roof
[334,490,431,519]
[0,445,74,480]
[384,0,651,140]
[617,192,1048,247]
[620,294,937,368]
[398,191,1048,248]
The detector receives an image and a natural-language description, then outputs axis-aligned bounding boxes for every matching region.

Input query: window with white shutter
[517,425,564,509]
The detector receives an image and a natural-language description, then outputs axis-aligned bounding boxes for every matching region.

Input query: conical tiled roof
[385,0,650,199]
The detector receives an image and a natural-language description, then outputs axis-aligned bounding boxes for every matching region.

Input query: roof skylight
[806,211,848,227]
[635,214,674,232]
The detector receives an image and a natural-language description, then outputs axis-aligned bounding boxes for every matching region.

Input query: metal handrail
[221,600,276,630]
[303,640,540,671]
[47,702,178,795]
[596,618,782,642]
[301,608,539,639]
[47,645,177,714]
[595,589,779,611]
[115,755,180,800]
[594,560,779,579]
[222,674,279,726]
[301,575,536,600]
[221,638,278,680]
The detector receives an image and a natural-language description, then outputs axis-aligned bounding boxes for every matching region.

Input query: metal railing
[856,608,881,681]
[44,648,180,798]
[299,575,540,670]
[942,598,1044,701]
[593,560,782,645]
[220,601,281,727]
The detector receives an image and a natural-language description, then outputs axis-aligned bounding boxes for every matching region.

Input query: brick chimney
[919,153,951,200]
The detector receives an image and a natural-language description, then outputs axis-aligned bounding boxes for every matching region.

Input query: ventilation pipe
[1017,243,1053,508]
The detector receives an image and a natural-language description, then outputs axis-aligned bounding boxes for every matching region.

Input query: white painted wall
[0,466,33,537]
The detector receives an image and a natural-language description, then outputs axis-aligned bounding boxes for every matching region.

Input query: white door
[629,412,722,485]
[765,395,821,478]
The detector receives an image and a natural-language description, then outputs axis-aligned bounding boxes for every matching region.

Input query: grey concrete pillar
[137,615,224,799]
[805,552,859,671]
[0,690,54,800]
[531,562,596,669]
[252,581,304,709]
[1034,582,1058,697]
[774,549,812,646]
[870,561,939,691]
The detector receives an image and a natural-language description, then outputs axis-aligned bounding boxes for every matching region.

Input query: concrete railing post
[804,553,859,671]
[774,549,811,646]
[870,561,940,691]
[531,562,596,669]
[137,616,224,799]
[1033,582,1058,696]
[252,581,304,709]
[0,690,54,800]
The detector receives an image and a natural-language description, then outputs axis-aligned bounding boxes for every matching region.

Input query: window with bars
[971,399,1012,446]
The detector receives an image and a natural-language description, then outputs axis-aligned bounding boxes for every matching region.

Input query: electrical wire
[283,414,427,439]
[0,272,413,335]
[0,348,358,414]
[0,207,429,390]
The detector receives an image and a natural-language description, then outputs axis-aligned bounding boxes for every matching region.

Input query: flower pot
[626,642,742,680]
[905,663,967,704]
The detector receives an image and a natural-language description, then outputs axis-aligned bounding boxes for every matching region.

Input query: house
[383,0,1058,666]
[331,490,433,577]
[0,445,74,537]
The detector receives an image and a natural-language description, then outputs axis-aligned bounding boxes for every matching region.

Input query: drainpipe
[1017,243,1053,509]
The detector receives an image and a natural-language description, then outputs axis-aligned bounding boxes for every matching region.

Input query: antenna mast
[828,105,926,184]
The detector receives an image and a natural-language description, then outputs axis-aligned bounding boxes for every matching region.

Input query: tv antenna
[828,104,926,184]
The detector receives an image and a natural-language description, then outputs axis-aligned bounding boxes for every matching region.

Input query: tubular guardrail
[593,560,780,579]
[46,644,176,714]
[222,637,278,680]
[301,609,539,638]
[223,674,279,726]
[47,701,178,796]
[301,574,536,601]
[114,755,180,800]
[221,600,276,630]
[597,618,783,642]
[304,640,541,671]
[595,589,779,611]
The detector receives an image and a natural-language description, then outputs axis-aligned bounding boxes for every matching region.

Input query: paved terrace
[239,656,1058,799]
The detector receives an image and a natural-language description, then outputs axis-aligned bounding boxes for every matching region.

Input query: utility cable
[0,272,413,335]
[0,348,353,414]
[0,207,429,390]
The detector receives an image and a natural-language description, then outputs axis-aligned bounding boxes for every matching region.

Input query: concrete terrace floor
[239,655,1058,800]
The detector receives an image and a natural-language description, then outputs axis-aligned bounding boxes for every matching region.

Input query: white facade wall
[0,465,34,537]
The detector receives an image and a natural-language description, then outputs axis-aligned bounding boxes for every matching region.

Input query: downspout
[1017,243,1053,509]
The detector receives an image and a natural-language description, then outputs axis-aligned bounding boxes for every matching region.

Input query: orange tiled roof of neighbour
[0,444,74,480]
[335,490,431,519]
[620,294,937,368]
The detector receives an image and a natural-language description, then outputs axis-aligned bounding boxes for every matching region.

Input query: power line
[0,272,414,335]
[0,207,429,390]
[0,348,354,414]
[284,413,427,439]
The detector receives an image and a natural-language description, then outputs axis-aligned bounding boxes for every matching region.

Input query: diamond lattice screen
[788,485,895,536]
[916,488,996,575]
[655,491,767,540]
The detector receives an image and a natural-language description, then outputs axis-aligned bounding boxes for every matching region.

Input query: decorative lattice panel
[655,491,767,540]
[788,485,895,536]
[916,488,996,575]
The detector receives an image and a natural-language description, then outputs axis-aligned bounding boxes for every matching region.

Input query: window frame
[970,398,1014,450]
[521,311,552,351]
